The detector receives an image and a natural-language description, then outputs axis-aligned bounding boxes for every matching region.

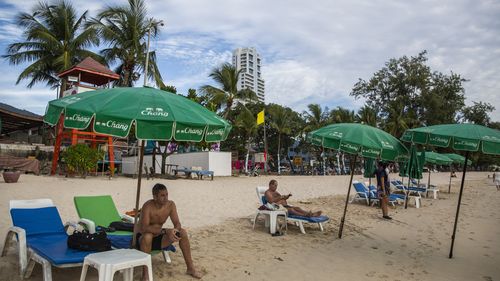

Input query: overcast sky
[0,0,499,121]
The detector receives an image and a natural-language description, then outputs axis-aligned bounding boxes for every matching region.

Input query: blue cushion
[27,233,91,265]
[287,215,329,223]
[11,207,65,236]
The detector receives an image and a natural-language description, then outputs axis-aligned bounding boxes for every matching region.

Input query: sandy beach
[0,171,499,281]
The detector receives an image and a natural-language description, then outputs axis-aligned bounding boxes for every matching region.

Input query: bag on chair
[67,229,112,252]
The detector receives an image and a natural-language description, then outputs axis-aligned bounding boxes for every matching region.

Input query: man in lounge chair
[136,183,202,280]
[374,162,392,220]
[265,179,322,217]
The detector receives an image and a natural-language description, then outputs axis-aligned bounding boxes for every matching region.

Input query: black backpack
[67,230,112,252]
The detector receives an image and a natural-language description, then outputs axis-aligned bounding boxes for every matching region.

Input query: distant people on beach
[135,183,201,280]
[493,169,500,191]
[451,170,457,178]
[374,162,392,220]
[265,179,322,217]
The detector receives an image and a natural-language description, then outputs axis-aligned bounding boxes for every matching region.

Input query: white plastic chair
[252,186,287,234]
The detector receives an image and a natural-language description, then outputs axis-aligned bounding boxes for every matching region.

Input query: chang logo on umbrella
[340,142,359,152]
[328,131,343,138]
[65,114,91,123]
[380,141,394,149]
[96,120,129,131]
[60,96,81,105]
[141,107,169,117]
[311,136,322,144]
[362,147,379,156]
[483,135,500,142]
[206,128,225,136]
[429,136,449,145]
[176,127,204,135]
[454,140,478,149]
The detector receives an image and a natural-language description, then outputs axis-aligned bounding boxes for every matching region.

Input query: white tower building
[232,47,265,102]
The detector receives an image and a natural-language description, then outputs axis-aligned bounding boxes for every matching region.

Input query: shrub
[62,144,104,178]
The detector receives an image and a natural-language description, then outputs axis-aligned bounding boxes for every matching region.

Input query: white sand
[1,171,499,280]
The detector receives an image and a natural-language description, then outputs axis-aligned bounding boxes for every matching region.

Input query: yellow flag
[257,110,265,125]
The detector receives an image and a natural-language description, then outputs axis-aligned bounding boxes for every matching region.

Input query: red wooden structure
[51,57,120,176]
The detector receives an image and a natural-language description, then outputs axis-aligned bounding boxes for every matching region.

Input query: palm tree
[235,105,258,173]
[330,106,355,123]
[356,105,378,126]
[200,63,258,119]
[303,104,328,132]
[88,0,164,87]
[3,0,101,95]
[268,104,292,174]
[384,102,412,137]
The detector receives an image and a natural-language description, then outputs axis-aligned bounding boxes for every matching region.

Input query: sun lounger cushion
[27,233,91,265]
[287,214,329,223]
[11,207,91,265]
[11,207,65,236]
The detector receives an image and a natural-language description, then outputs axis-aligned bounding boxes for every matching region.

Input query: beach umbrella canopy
[418,151,453,165]
[43,86,232,246]
[442,153,472,166]
[363,158,377,178]
[401,145,423,209]
[44,87,231,141]
[308,123,408,238]
[402,123,500,258]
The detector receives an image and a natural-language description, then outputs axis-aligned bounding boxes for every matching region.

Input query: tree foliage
[461,101,495,126]
[350,51,467,137]
[3,0,102,90]
[87,0,164,87]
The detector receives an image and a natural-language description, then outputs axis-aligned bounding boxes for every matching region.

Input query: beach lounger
[173,166,214,180]
[351,181,378,206]
[252,186,288,234]
[366,184,404,206]
[410,179,439,199]
[253,186,329,234]
[2,199,90,281]
[73,195,175,263]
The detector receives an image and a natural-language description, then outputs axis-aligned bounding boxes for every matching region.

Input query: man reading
[135,183,202,279]
[265,179,322,217]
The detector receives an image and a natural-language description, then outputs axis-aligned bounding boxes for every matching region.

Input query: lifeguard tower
[51,57,121,176]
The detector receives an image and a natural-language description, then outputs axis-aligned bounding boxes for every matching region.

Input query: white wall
[122,151,232,176]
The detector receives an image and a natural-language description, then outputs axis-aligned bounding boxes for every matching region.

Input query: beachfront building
[232,47,265,102]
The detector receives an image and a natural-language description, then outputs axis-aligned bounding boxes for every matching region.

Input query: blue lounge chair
[352,181,378,205]
[1,199,90,281]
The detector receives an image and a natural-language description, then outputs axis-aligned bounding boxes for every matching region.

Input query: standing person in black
[374,162,392,220]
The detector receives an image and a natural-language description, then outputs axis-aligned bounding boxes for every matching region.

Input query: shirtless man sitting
[135,183,201,280]
[265,179,322,217]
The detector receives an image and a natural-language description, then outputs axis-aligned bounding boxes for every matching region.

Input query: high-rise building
[232,47,265,102]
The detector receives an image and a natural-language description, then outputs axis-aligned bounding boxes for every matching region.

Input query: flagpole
[264,119,268,174]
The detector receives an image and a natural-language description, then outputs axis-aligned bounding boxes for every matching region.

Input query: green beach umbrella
[418,151,453,200]
[44,87,231,141]
[44,86,232,246]
[442,153,472,194]
[402,123,500,258]
[402,145,423,209]
[363,158,377,205]
[308,123,408,238]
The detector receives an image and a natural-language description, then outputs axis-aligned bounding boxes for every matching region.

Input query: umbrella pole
[449,151,469,259]
[448,164,452,194]
[405,176,411,209]
[132,140,145,248]
[368,177,372,206]
[338,154,357,239]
